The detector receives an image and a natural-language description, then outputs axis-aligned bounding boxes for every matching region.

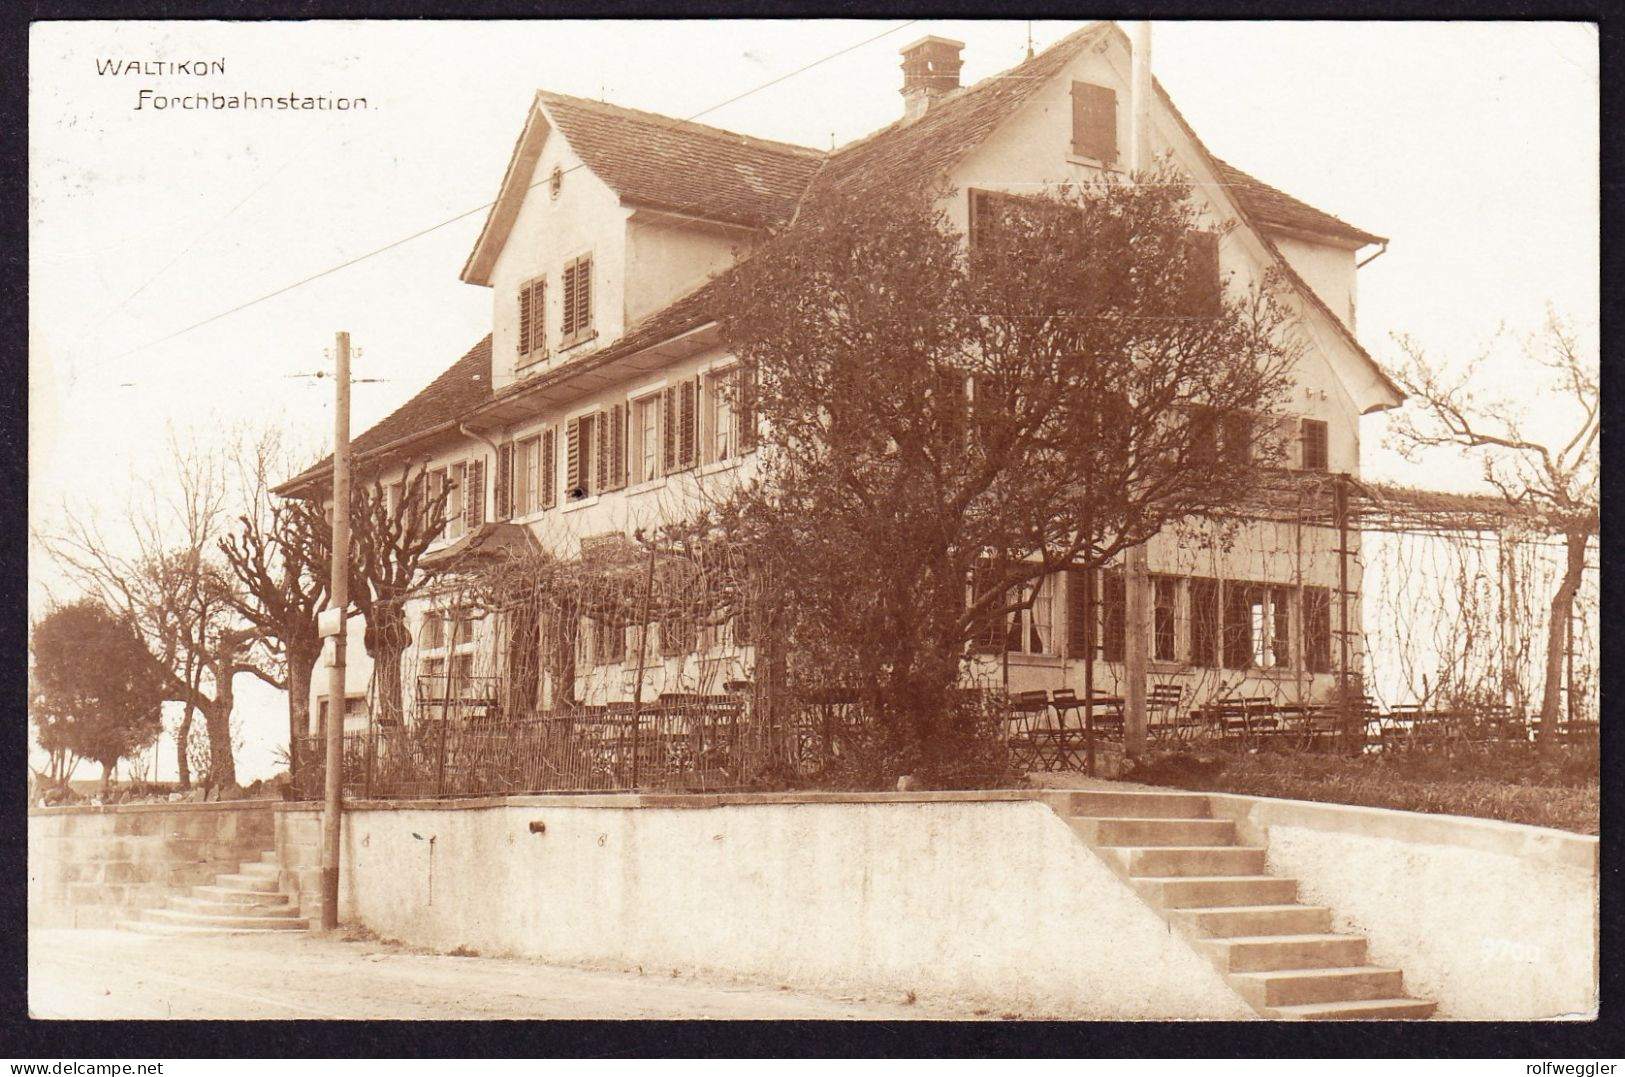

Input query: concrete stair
[1055,789,1434,1021]
[119,851,308,937]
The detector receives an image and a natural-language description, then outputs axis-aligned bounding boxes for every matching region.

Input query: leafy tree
[713,169,1295,780]
[30,600,166,790]
[1389,311,1598,748]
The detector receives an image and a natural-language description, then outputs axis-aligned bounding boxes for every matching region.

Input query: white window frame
[632,392,663,485]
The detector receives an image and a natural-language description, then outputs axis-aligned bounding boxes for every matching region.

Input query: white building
[277,22,1403,736]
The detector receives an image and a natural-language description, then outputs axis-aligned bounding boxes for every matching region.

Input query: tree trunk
[1537,529,1588,754]
[204,663,239,790]
[284,639,319,778]
[176,705,195,789]
[365,600,412,724]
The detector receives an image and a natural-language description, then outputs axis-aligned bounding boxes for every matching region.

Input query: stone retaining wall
[28,802,278,928]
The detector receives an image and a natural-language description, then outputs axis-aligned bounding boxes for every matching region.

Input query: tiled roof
[807,23,1113,206]
[470,275,725,417]
[1213,159,1384,246]
[538,91,825,229]
[302,25,1396,489]
[277,335,493,494]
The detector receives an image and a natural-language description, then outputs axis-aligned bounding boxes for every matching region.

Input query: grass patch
[1123,747,1598,834]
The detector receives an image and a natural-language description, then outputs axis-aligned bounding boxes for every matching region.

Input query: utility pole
[320,330,352,932]
[1121,19,1154,759]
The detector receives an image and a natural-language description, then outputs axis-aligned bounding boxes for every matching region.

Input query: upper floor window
[1070,81,1117,164]
[518,276,547,362]
[1301,418,1330,471]
[1179,232,1222,317]
[427,463,466,541]
[663,379,699,474]
[633,394,662,483]
[704,367,755,464]
[500,428,556,518]
[565,412,596,500]
[560,254,594,348]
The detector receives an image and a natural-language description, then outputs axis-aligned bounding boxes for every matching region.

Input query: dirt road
[28,929,971,1020]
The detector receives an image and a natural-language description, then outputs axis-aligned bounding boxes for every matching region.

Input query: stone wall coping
[34,785,1595,874]
[328,789,1041,812]
[29,798,283,817]
[1201,790,1598,874]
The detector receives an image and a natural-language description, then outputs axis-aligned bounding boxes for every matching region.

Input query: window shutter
[1071,82,1117,162]
[1101,570,1127,662]
[561,262,578,338]
[737,366,757,452]
[1180,232,1220,317]
[565,417,581,496]
[663,385,678,472]
[530,278,546,354]
[518,284,533,357]
[465,459,485,530]
[968,189,989,249]
[677,378,698,470]
[541,427,557,509]
[970,560,1003,654]
[575,256,592,335]
[604,403,626,492]
[1067,567,1095,657]
[495,443,513,520]
[937,370,967,456]
[594,410,608,494]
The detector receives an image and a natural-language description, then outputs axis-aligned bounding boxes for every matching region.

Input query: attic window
[1070,81,1117,164]
[549,166,563,199]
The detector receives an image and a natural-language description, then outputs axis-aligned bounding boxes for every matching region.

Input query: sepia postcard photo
[26,18,1600,1029]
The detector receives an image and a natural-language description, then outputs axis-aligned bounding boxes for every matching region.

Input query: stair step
[1197,933,1369,973]
[1261,997,1437,1021]
[192,884,292,904]
[1120,846,1266,877]
[236,861,281,879]
[1227,965,1405,1008]
[1073,817,1237,848]
[212,872,280,892]
[142,908,309,931]
[1167,904,1333,938]
[260,850,281,865]
[1060,791,1212,819]
[1134,875,1297,909]
[118,920,306,938]
[168,895,300,917]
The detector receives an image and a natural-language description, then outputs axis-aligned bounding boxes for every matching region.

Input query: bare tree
[288,467,450,725]
[37,426,275,789]
[713,170,1296,779]
[220,430,332,777]
[1388,310,1599,746]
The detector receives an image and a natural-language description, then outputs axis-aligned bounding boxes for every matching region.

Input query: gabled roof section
[1153,83,1403,410]
[468,275,725,420]
[461,90,824,286]
[807,22,1114,205]
[276,336,493,496]
[539,91,824,226]
[1213,158,1384,247]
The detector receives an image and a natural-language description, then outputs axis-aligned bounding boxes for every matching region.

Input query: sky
[28,20,1599,782]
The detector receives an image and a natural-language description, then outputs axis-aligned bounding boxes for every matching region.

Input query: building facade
[278,23,1403,735]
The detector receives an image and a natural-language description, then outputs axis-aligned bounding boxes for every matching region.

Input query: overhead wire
[90,19,920,373]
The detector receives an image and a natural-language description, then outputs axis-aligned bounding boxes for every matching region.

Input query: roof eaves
[462,93,550,287]
[1153,80,1404,411]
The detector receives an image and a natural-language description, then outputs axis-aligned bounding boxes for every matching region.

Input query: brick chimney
[900,36,964,122]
